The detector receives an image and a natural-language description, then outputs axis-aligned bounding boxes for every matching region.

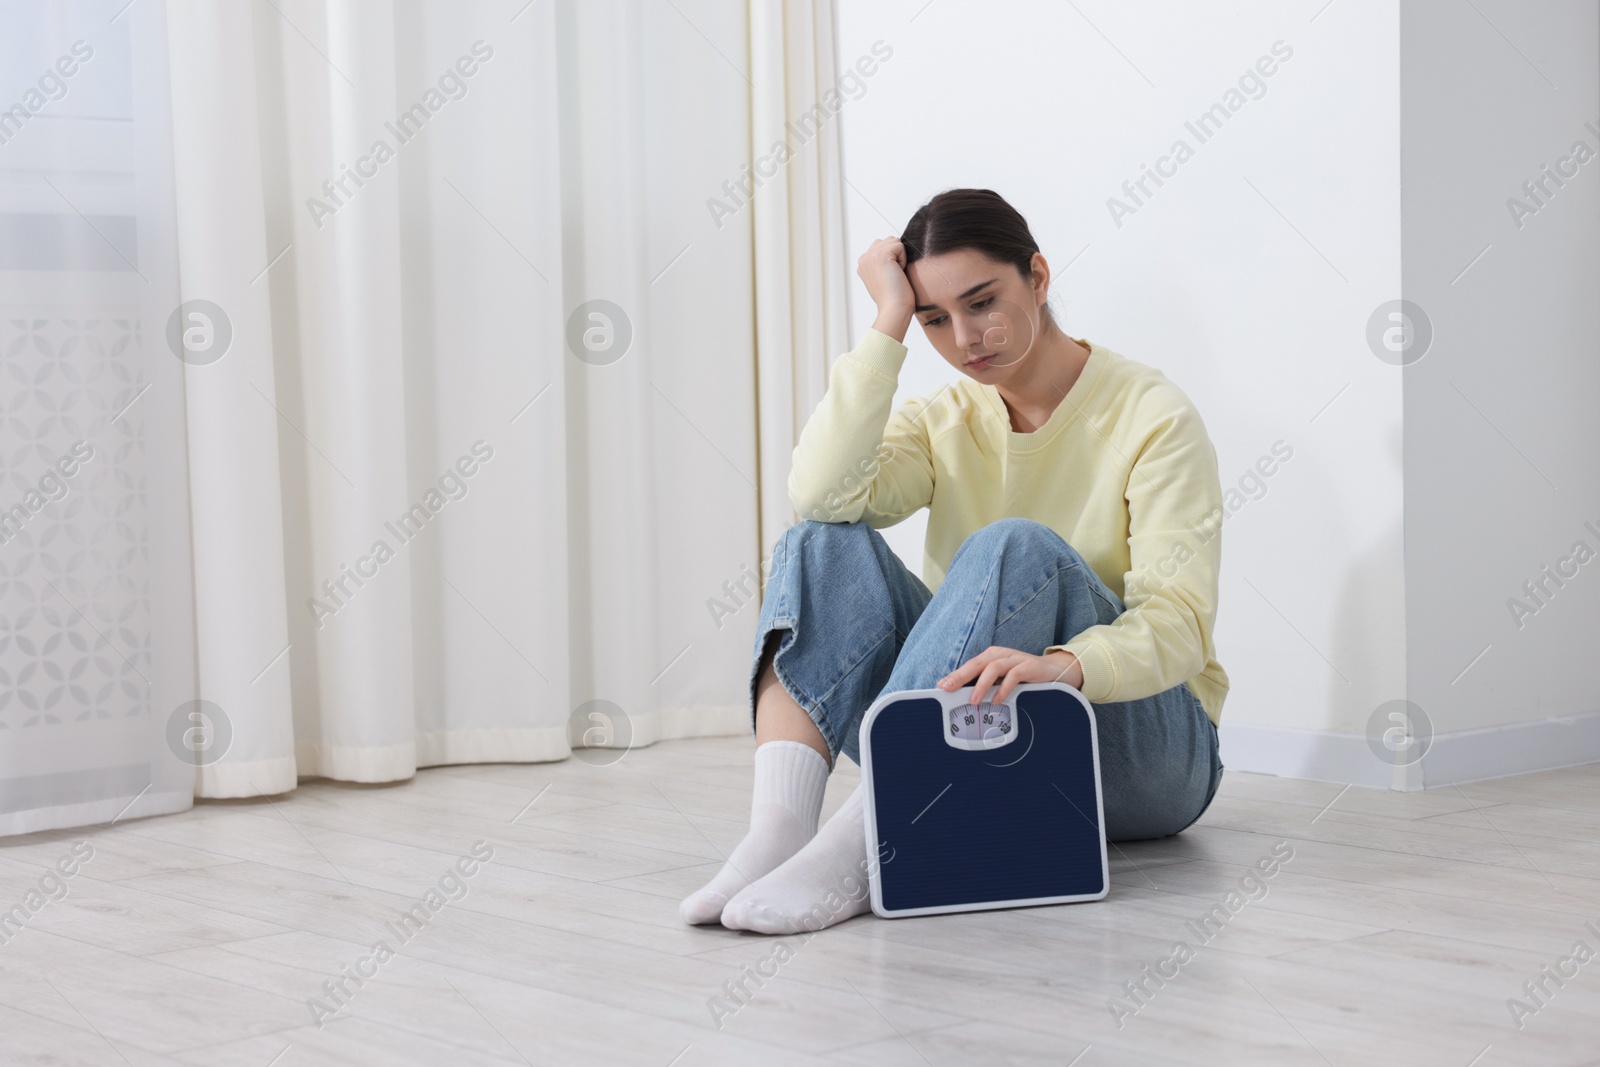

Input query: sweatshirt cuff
[843,328,910,381]
[1045,637,1117,702]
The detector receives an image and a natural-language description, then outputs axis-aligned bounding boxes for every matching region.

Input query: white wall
[1400,0,1600,782]
[834,1,1410,776]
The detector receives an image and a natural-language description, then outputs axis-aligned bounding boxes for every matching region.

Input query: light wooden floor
[1,738,1598,1066]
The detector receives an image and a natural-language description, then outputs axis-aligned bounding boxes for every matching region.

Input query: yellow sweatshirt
[786,327,1229,726]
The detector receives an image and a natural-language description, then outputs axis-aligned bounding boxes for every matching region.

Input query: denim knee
[960,516,1073,554]
[952,518,1094,582]
[782,517,875,544]
[773,519,877,572]
[947,516,1119,631]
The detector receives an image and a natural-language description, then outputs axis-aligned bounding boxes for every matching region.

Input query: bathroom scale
[858,680,1109,918]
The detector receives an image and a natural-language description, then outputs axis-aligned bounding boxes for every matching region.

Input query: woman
[681,188,1228,934]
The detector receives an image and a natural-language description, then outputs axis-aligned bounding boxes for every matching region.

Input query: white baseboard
[1219,710,1600,791]
[1417,711,1600,786]
[1219,722,1394,789]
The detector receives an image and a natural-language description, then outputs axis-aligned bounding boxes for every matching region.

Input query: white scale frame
[858,681,1110,919]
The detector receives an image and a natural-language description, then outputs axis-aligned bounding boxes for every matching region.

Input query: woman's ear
[1028,251,1051,309]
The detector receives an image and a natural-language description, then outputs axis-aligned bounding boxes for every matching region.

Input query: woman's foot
[679,740,830,925]
[720,781,874,934]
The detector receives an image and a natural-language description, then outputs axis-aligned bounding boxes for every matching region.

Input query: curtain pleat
[752,0,852,562]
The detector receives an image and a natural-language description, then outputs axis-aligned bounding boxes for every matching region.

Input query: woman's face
[906,248,1047,380]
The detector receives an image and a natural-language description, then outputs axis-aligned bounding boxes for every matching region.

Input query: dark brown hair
[900,188,1057,328]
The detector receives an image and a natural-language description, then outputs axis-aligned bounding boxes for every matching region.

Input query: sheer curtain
[1,0,849,834]
[0,2,194,837]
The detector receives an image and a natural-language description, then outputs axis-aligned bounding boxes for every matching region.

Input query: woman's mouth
[968,354,996,369]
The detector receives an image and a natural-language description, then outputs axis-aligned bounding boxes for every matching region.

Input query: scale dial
[948,700,1012,744]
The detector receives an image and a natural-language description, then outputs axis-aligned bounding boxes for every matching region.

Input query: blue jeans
[747,518,1223,842]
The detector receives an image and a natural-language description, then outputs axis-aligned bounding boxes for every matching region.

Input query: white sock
[720,781,874,934]
[679,740,830,925]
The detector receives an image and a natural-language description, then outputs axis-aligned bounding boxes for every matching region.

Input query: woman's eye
[924,315,947,327]
[973,297,994,310]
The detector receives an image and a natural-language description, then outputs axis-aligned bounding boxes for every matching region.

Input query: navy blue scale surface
[859,681,1108,918]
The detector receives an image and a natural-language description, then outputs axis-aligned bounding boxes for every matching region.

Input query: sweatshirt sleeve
[1044,386,1223,705]
[787,328,936,527]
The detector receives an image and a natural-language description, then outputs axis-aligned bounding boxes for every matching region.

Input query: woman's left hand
[937,647,1083,706]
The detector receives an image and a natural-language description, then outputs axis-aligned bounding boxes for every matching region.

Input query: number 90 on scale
[948,701,1012,743]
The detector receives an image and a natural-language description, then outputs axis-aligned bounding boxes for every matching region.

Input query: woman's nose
[952,315,981,351]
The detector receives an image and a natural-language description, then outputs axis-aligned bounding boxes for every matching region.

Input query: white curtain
[751,0,852,557]
[0,0,848,833]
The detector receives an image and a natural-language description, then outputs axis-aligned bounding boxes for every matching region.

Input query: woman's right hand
[857,236,915,342]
